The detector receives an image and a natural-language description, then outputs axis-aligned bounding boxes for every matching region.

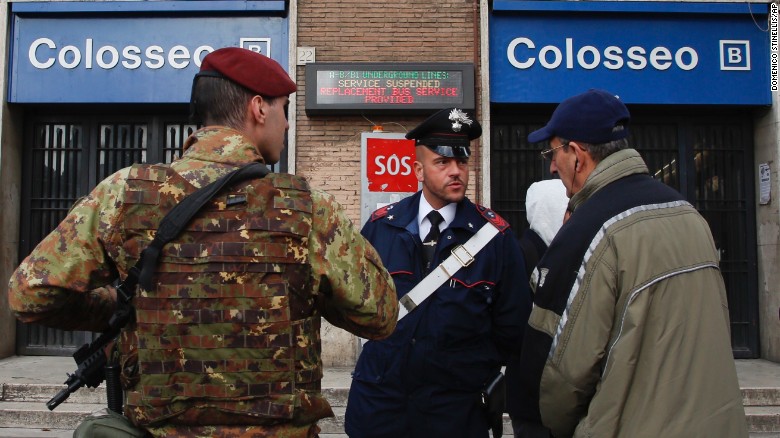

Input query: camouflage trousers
[72,408,322,438]
[73,409,149,438]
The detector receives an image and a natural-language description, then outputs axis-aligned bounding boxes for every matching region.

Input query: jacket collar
[180,126,266,165]
[570,148,649,213]
[417,196,457,231]
[384,192,483,235]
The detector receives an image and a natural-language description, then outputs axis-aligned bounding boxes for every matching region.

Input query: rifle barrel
[47,387,71,411]
[46,375,85,411]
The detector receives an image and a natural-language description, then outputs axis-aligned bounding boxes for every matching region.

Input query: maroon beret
[199,47,296,97]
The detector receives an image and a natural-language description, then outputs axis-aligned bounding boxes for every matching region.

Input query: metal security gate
[16,110,201,355]
[491,109,759,358]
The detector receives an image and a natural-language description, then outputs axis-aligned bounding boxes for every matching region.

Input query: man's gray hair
[562,137,629,163]
[588,138,629,162]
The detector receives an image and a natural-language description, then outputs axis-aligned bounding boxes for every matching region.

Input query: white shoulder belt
[397,222,500,320]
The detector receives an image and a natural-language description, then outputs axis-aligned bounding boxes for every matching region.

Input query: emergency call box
[360,132,420,227]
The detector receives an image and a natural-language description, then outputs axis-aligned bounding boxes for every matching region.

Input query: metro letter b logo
[720,40,751,71]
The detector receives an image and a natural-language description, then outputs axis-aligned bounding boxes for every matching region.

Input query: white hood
[526,179,569,246]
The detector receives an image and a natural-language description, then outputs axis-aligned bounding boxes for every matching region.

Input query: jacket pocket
[352,340,403,384]
[430,342,499,391]
[433,280,496,345]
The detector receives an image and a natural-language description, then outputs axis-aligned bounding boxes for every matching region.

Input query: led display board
[305,63,475,115]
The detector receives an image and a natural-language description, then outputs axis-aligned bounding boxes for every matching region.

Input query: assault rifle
[47,162,269,412]
[46,281,134,411]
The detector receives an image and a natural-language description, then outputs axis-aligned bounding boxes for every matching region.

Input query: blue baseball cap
[528,89,630,144]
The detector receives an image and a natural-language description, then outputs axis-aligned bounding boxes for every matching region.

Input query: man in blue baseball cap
[529,88,630,198]
[513,89,747,438]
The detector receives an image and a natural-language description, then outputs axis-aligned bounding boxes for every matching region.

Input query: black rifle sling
[118,162,270,303]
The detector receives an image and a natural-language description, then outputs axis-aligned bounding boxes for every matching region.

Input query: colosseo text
[507,37,699,71]
[28,38,214,70]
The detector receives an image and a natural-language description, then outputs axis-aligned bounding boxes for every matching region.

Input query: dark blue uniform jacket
[345,192,532,437]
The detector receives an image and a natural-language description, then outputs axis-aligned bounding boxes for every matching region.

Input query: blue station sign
[490,1,771,105]
[8,1,290,103]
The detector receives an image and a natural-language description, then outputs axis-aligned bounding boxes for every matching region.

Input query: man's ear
[571,142,588,172]
[413,145,427,182]
[250,95,267,124]
[413,159,424,182]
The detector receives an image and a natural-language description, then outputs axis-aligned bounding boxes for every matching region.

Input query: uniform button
[411,338,416,345]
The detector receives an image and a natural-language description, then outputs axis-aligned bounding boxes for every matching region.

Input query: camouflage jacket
[8,126,398,437]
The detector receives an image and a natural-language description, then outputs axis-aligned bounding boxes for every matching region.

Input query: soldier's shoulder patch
[476,204,510,233]
[273,173,310,192]
[128,163,168,182]
[370,203,398,222]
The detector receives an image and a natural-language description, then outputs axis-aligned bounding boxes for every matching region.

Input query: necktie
[422,210,444,271]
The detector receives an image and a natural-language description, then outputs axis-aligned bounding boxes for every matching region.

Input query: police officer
[345,108,532,438]
[8,47,398,438]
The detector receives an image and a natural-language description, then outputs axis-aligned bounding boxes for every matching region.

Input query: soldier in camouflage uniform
[8,47,398,438]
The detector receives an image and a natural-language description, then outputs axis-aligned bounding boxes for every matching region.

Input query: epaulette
[370,203,397,222]
[128,163,168,183]
[476,205,510,233]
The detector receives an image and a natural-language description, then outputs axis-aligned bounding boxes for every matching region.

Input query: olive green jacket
[525,149,747,438]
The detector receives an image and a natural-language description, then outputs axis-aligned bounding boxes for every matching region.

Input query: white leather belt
[397,222,500,321]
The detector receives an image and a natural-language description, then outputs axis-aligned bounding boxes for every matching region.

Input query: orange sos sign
[366,137,418,193]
